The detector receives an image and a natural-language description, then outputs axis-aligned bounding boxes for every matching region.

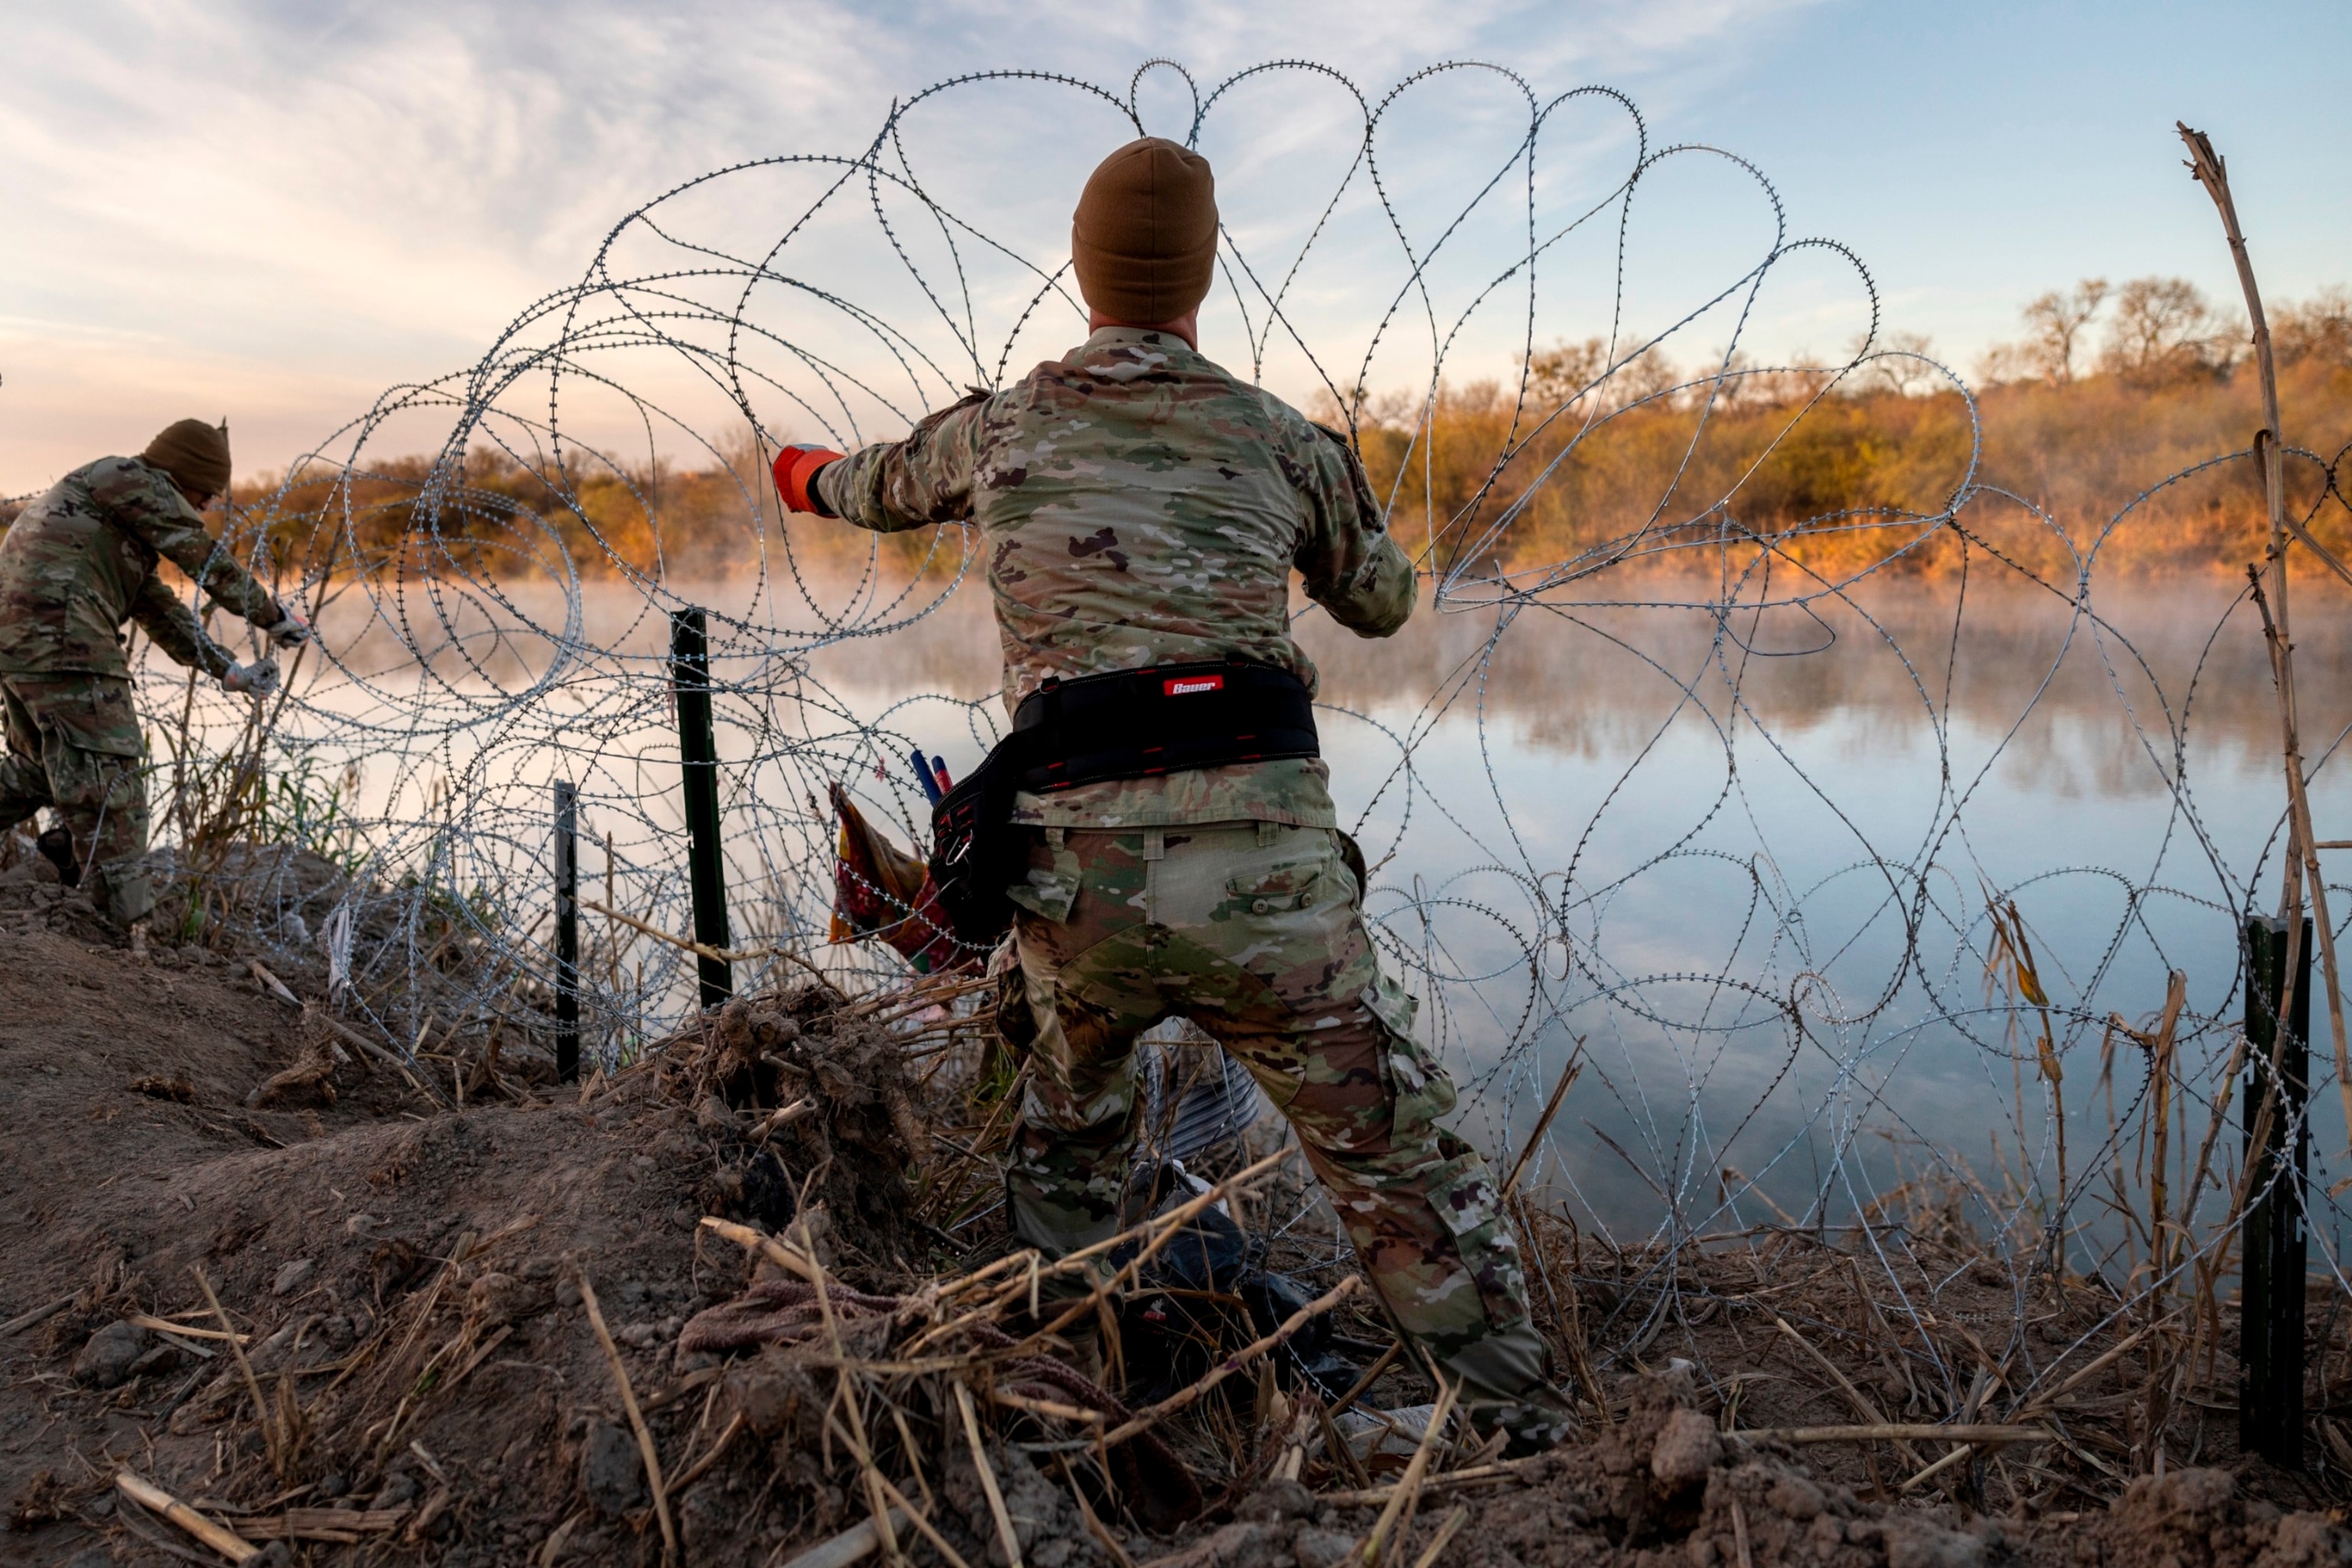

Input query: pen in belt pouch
[911,746,943,805]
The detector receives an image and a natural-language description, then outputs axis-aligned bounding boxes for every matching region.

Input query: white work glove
[266,609,312,650]
[224,658,281,697]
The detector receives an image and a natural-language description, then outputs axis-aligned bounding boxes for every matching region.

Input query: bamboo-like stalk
[774,1508,910,1568]
[191,1266,282,1479]
[1770,1312,1923,1472]
[864,1468,973,1568]
[578,1273,679,1566]
[1097,1276,1361,1444]
[1056,1454,1135,1568]
[1983,896,2066,1210]
[1745,1423,2052,1446]
[586,897,835,988]
[2142,974,2185,1312]
[953,1382,1024,1568]
[1500,1043,1585,1195]
[2179,122,2352,1172]
[2141,972,2187,1455]
[1408,1507,1471,1568]
[1349,1377,1459,1568]
[116,1472,260,1565]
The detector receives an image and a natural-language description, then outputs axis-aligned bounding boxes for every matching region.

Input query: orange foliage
[203,439,959,589]
[1340,342,2352,589]
[6,285,2344,592]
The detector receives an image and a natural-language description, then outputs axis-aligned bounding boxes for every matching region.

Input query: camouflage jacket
[819,326,1415,828]
[0,456,280,681]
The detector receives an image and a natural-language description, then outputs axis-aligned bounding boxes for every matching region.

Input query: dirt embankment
[0,859,927,1565]
[0,881,707,1559]
[2,858,2349,1568]
[1161,1376,2352,1568]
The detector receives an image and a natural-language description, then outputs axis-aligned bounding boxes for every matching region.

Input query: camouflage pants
[0,673,153,926]
[1002,821,1570,1444]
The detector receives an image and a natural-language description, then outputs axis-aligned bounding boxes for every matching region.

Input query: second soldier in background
[0,419,305,935]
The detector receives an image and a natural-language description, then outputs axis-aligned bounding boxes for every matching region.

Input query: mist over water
[1309,576,2352,1251]
[199,556,2348,1261]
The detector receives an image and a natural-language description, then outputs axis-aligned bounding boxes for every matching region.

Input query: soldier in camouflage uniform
[0,420,306,929]
[774,139,1571,1449]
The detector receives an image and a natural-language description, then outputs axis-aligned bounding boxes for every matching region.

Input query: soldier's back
[975,327,1328,700]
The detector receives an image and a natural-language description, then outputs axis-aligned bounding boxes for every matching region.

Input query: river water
[178,560,2352,1257]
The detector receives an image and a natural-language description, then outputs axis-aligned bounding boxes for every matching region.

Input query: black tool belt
[928,659,1320,947]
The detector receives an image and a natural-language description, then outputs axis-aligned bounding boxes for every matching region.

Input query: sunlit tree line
[6,283,2346,588]
[1341,278,2352,583]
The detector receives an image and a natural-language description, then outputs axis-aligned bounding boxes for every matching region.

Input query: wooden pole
[554,780,580,1082]
[669,607,732,1008]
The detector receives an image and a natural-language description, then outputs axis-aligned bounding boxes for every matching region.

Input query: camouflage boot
[1436,1323,1577,1455]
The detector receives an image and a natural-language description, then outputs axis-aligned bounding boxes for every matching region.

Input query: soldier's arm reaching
[777,395,992,534]
[1292,423,1416,638]
[90,462,286,633]
[129,574,236,680]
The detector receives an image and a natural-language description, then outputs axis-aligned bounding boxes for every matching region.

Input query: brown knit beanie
[142,418,231,499]
[1070,138,1219,324]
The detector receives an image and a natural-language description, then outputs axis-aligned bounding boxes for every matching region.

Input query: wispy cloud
[0,0,1821,488]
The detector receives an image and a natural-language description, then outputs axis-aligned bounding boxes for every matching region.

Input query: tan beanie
[142,418,232,499]
[1070,138,1219,325]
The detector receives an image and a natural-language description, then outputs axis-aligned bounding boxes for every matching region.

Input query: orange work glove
[773,443,845,514]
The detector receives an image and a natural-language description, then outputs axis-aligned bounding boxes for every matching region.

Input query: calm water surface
[233,566,2352,1256]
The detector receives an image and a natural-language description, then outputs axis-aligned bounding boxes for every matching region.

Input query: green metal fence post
[670,607,733,1008]
[2241,913,2310,1468]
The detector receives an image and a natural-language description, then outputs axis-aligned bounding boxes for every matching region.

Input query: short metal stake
[554,780,580,1082]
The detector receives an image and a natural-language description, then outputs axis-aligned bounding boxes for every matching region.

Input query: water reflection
[1301,576,2350,1254]
[237,564,2352,1254]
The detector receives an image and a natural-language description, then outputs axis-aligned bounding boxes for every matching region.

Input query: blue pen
[911,746,943,805]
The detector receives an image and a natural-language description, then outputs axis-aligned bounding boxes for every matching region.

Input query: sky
[1,0,2343,494]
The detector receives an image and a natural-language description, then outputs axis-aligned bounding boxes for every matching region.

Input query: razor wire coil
[28,58,2352,1389]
